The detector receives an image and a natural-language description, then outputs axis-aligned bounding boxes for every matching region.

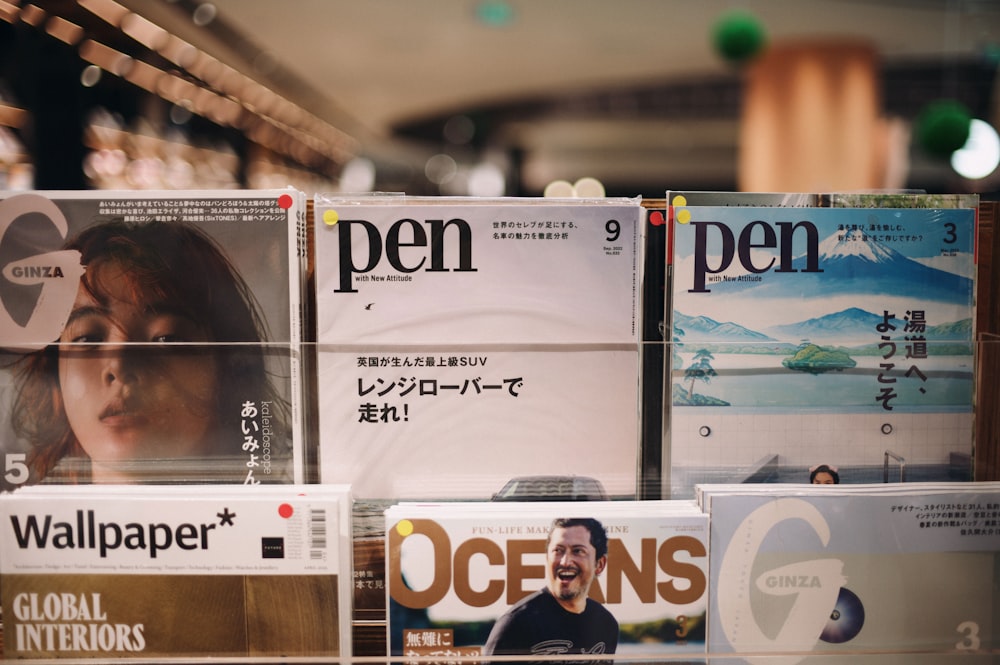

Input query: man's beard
[554,567,586,600]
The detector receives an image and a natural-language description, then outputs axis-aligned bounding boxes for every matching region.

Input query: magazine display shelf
[0,337,994,663]
[337,344,1000,665]
[0,190,996,663]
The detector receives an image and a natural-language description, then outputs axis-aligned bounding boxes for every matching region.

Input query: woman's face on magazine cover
[56,262,220,471]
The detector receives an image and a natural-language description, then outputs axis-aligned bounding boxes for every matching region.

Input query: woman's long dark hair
[12,219,289,482]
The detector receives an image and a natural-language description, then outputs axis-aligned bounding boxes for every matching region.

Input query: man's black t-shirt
[482,588,619,660]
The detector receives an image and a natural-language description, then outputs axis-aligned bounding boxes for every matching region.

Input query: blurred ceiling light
[157,72,196,103]
[192,86,217,116]
[444,115,476,145]
[190,51,223,85]
[425,153,457,185]
[339,157,376,192]
[0,102,28,129]
[468,163,505,197]
[210,65,243,98]
[159,35,198,69]
[191,2,217,27]
[79,39,133,76]
[45,16,84,45]
[122,57,164,93]
[951,118,1000,180]
[0,2,20,24]
[225,73,255,101]
[16,0,355,170]
[80,64,102,87]
[252,87,277,116]
[78,0,129,27]
[19,3,44,27]
[199,91,235,126]
[120,12,169,50]
[170,102,193,125]
[213,96,244,127]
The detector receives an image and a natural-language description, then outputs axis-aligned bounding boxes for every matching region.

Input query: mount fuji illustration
[704,228,973,303]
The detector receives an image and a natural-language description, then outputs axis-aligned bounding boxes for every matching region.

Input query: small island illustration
[672,338,858,406]
[781,343,856,374]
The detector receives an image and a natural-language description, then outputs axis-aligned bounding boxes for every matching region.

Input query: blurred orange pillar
[739,39,884,192]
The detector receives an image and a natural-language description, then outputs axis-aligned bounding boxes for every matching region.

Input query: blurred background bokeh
[0,0,997,198]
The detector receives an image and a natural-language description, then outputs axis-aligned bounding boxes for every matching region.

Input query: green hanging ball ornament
[712,10,766,64]
[914,100,972,159]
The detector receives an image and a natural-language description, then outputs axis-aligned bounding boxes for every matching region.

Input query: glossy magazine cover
[667,192,977,497]
[313,197,642,500]
[385,500,708,660]
[701,483,1000,663]
[0,190,305,488]
[0,484,351,658]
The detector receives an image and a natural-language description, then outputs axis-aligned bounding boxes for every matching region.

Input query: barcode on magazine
[310,508,327,559]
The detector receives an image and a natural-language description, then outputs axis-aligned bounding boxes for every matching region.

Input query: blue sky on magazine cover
[672,206,975,339]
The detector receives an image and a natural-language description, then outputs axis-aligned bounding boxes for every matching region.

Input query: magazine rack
[0,336,991,663]
[0,191,996,663]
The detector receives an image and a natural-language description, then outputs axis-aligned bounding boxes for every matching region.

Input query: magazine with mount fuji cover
[666,192,977,497]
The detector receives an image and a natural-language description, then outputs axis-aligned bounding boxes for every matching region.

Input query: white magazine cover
[666,192,977,498]
[0,483,352,659]
[0,190,306,487]
[385,500,709,660]
[703,483,1000,663]
[313,196,641,345]
[313,197,643,500]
